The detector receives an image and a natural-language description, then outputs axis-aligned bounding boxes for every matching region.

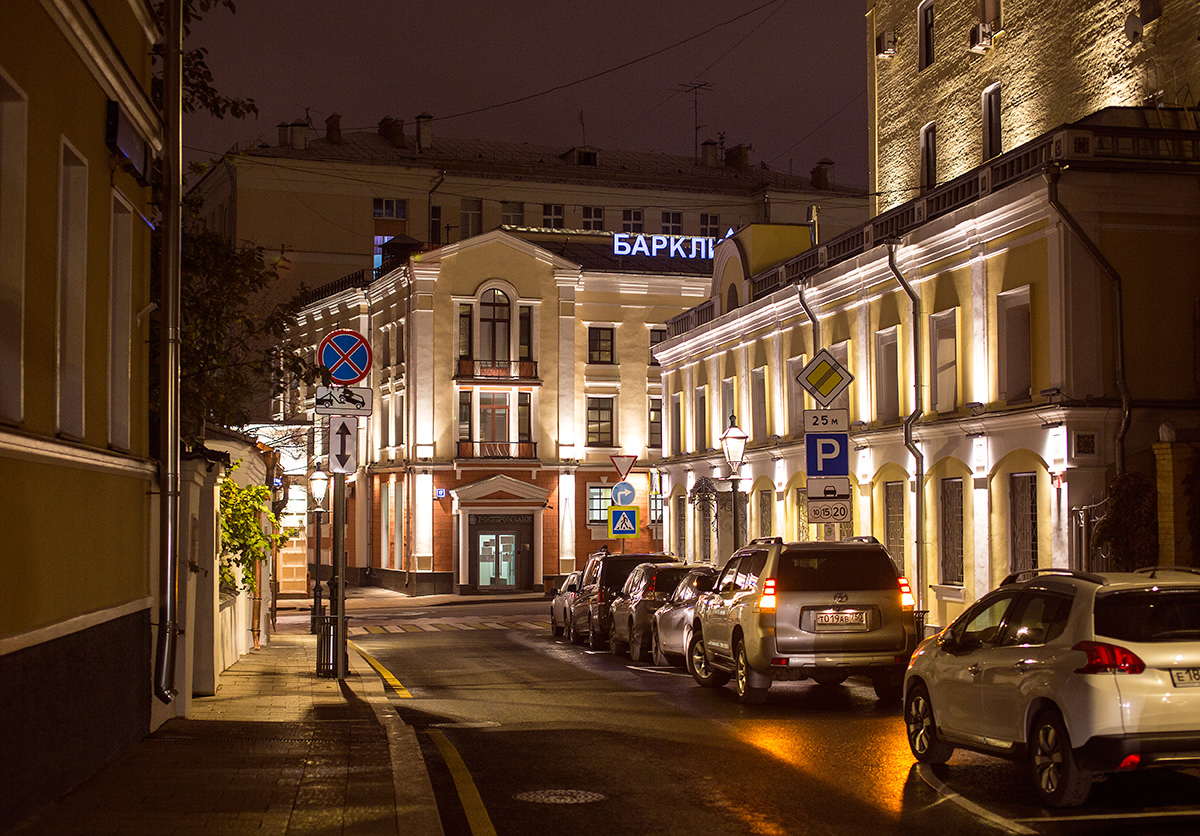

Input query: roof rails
[1134,565,1200,578]
[1000,567,1107,587]
[841,535,881,545]
[745,537,783,546]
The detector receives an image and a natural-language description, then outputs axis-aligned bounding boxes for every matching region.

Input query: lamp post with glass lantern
[720,415,748,553]
[308,468,329,634]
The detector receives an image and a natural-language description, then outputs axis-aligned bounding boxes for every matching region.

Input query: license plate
[1170,668,1200,688]
[816,611,865,626]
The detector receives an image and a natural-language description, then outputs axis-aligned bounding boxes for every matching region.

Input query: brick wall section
[870,0,1200,213]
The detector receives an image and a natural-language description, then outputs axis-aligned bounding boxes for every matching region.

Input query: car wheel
[551,607,564,637]
[810,669,848,687]
[734,638,769,704]
[609,622,628,656]
[630,622,648,663]
[650,623,667,667]
[872,668,905,703]
[568,614,584,645]
[687,631,730,688]
[904,683,954,764]
[588,616,605,651]
[1030,709,1093,808]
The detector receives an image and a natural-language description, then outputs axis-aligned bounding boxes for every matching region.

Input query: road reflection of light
[737,718,913,818]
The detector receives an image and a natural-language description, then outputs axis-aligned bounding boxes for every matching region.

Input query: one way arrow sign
[329,415,358,474]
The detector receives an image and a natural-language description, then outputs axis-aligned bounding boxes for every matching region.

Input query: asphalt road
[349,599,1200,836]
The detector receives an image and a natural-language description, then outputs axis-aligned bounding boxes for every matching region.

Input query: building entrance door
[467,514,533,590]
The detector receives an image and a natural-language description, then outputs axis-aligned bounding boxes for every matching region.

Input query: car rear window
[601,557,669,590]
[776,548,899,591]
[1094,590,1200,643]
[650,568,691,595]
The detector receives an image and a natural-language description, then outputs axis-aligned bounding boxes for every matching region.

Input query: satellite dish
[1124,12,1144,44]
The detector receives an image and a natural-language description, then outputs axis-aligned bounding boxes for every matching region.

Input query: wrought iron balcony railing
[456,440,538,460]
[455,359,539,380]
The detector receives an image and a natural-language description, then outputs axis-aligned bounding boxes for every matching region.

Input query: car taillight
[759,578,777,612]
[1073,641,1145,674]
[898,576,915,610]
[597,587,606,605]
[646,575,656,597]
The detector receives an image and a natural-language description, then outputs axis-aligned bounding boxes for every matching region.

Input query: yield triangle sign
[610,454,637,480]
[613,511,635,533]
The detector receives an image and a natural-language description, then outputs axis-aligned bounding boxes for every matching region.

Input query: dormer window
[561,146,600,166]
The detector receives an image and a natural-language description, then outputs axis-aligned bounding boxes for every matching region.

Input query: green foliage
[152,1,258,122]
[219,461,280,592]
[1091,471,1159,571]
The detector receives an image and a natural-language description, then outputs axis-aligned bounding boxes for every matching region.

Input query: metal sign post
[331,471,347,681]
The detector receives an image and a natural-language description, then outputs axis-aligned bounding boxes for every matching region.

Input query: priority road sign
[319,329,372,386]
[329,415,358,474]
[796,349,853,407]
[608,505,638,538]
[805,432,850,477]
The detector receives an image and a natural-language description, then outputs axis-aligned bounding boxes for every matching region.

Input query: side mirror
[938,632,958,653]
[567,583,578,593]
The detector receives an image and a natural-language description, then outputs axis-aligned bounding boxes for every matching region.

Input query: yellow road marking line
[349,641,412,698]
[367,626,388,634]
[429,729,498,836]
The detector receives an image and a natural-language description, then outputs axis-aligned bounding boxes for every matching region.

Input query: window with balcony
[459,304,473,360]
[918,1,934,71]
[460,198,482,238]
[58,141,88,439]
[480,289,511,369]
[661,211,682,235]
[588,326,615,364]
[582,206,604,230]
[622,209,643,233]
[0,72,27,424]
[930,309,957,413]
[587,396,614,447]
[875,327,900,422]
[543,203,564,228]
[519,307,532,362]
[518,392,531,442]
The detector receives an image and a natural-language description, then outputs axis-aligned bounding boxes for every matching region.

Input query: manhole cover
[514,790,607,805]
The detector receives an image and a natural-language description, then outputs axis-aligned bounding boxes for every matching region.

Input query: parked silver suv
[690,538,919,704]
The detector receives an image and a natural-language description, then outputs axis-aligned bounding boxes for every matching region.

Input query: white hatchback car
[904,567,1200,807]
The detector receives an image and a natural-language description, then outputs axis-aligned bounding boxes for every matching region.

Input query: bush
[1091,472,1158,571]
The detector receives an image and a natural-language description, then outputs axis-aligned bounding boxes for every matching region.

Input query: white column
[559,470,576,572]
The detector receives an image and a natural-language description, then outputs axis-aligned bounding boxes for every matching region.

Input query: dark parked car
[569,550,675,650]
[609,562,698,662]
[550,571,582,638]
[651,565,719,666]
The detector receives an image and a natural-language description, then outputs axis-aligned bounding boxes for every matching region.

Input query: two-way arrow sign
[329,416,358,474]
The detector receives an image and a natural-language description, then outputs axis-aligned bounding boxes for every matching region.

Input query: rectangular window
[622,209,643,233]
[920,121,937,192]
[58,142,88,439]
[587,396,614,446]
[885,481,905,573]
[518,307,532,361]
[721,378,735,427]
[674,495,687,557]
[648,327,666,366]
[670,394,682,456]
[1009,473,1038,573]
[501,201,524,226]
[999,288,1031,402]
[649,492,663,526]
[582,206,604,230]
[1,74,27,423]
[930,309,957,413]
[828,341,851,413]
[518,392,531,442]
[429,205,442,245]
[758,489,773,538]
[542,203,564,228]
[108,195,132,449]
[983,83,1002,161]
[588,326,614,364]
[786,355,807,435]
[460,198,482,239]
[875,328,900,422]
[700,213,720,238]
[380,395,392,448]
[751,367,767,441]
[480,392,509,443]
[940,477,964,584]
[458,391,472,440]
[918,1,935,71]
[459,304,473,360]
[648,396,662,451]
[694,387,708,450]
[661,211,682,235]
[587,485,613,524]
[372,197,406,219]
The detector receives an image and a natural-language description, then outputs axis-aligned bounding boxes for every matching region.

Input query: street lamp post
[308,468,329,634]
[720,414,748,554]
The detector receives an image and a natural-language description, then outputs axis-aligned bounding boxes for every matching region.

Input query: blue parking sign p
[805,433,849,477]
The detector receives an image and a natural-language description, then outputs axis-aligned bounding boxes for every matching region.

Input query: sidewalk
[5,612,444,836]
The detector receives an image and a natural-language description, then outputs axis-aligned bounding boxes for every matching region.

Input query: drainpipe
[887,240,925,611]
[796,279,822,354]
[154,0,183,704]
[1044,163,1130,475]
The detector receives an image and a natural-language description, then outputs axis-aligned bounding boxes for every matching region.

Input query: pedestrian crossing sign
[608,505,639,538]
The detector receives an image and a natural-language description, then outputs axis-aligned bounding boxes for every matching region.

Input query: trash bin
[316,616,337,677]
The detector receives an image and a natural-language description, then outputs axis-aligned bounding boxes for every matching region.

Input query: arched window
[480,289,510,365]
[726,283,739,313]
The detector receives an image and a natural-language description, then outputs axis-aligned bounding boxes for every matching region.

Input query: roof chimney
[377,115,405,147]
[811,157,834,189]
[277,122,290,147]
[325,112,342,144]
[416,112,432,152]
[700,139,719,167]
[724,144,750,172]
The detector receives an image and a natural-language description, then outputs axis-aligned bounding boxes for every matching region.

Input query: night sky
[182,0,868,187]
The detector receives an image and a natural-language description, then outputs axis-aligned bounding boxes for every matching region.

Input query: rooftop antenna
[672,81,713,161]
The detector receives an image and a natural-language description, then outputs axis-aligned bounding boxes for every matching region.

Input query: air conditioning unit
[875,30,897,58]
[968,22,993,53]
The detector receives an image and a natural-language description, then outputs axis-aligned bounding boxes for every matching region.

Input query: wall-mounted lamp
[1041,420,1063,429]
[966,402,985,416]
[1040,387,1062,401]
[851,420,868,429]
